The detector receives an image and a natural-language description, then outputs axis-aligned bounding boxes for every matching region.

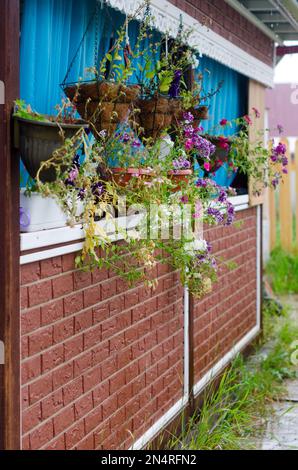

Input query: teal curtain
[196,55,248,187]
[20,0,125,115]
[198,55,248,135]
[20,0,125,185]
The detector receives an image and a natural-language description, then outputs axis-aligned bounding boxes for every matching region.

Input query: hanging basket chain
[61,0,104,89]
[94,0,104,71]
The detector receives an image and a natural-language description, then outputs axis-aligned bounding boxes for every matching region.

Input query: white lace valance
[107,0,274,87]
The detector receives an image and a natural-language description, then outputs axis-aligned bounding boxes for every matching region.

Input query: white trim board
[107,0,274,87]
[20,195,250,265]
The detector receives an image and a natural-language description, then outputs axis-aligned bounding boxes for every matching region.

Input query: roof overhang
[225,0,298,43]
[107,0,275,86]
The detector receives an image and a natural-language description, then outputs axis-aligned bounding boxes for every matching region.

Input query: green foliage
[14,100,48,122]
[166,308,298,450]
[266,246,298,294]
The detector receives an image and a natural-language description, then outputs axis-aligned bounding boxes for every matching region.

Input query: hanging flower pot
[196,135,232,176]
[193,106,209,121]
[137,94,182,139]
[176,105,209,129]
[64,81,140,139]
[14,116,88,183]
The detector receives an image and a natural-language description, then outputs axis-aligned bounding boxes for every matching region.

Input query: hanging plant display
[17,2,288,299]
[62,3,150,139]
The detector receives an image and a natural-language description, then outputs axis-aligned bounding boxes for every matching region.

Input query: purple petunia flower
[121,132,131,143]
[184,125,194,138]
[207,206,224,223]
[91,182,104,203]
[272,178,279,188]
[195,178,207,188]
[132,140,141,148]
[218,189,227,203]
[168,70,182,99]
[173,156,191,170]
[68,167,79,182]
[77,188,86,200]
[274,142,287,155]
[183,112,194,123]
[193,136,216,159]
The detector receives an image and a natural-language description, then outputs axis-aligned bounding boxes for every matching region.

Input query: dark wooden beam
[276,45,298,56]
[0,0,20,450]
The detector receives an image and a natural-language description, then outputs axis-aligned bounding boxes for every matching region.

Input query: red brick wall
[20,259,184,450]
[20,207,258,450]
[193,207,257,382]
[169,0,274,66]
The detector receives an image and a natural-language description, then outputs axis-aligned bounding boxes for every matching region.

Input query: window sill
[20,194,249,265]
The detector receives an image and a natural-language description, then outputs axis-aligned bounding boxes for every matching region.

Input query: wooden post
[248,79,266,207]
[295,140,298,246]
[269,188,276,251]
[279,139,292,251]
[0,0,20,450]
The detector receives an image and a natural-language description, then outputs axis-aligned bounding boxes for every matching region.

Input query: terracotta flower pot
[14,117,88,183]
[111,167,193,192]
[137,94,182,139]
[111,167,154,186]
[64,81,140,138]
[168,169,193,191]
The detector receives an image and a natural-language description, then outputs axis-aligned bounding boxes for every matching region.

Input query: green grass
[165,302,298,451]
[266,246,298,294]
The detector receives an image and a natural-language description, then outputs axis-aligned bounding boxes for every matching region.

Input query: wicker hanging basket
[137,94,182,139]
[64,81,140,138]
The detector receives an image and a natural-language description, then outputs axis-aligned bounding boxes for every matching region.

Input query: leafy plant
[14,100,48,122]
[266,247,298,294]
[165,305,298,450]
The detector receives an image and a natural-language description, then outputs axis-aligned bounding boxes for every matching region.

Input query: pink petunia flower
[218,136,230,151]
[68,167,79,182]
[220,118,228,126]
[252,107,260,118]
[181,195,189,204]
[185,138,194,151]
[244,115,252,125]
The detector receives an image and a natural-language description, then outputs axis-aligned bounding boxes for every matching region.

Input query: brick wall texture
[169,0,274,66]
[193,207,257,383]
[20,207,257,450]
